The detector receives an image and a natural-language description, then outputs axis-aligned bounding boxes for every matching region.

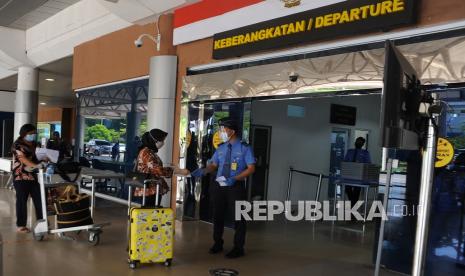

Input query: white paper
[216,176,227,187]
[35,148,47,162]
[35,148,59,163]
[41,138,47,148]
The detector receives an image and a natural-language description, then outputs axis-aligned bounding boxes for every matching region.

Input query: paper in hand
[35,148,47,162]
[216,176,227,187]
[35,148,59,163]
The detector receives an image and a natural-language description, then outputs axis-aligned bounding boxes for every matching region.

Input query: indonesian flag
[173,0,347,45]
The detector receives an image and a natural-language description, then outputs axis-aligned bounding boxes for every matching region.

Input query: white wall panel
[251,94,382,202]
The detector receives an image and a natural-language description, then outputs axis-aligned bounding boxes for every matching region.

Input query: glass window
[76,79,149,201]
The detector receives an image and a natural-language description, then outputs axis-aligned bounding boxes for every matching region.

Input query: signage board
[213,0,417,59]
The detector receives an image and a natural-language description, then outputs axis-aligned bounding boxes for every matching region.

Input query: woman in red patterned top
[134,128,189,206]
[12,124,46,233]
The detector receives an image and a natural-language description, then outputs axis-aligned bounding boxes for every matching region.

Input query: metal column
[125,98,141,163]
[147,56,177,207]
[14,67,39,139]
[194,103,205,220]
[285,167,294,213]
[412,116,437,276]
[74,95,83,161]
[374,158,394,276]
[315,174,323,202]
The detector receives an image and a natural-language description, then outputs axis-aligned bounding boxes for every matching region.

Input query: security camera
[289,72,299,82]
[134,38,143,48]
[134,34,161,51]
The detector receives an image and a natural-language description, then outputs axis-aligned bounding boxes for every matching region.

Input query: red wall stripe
[174,0,263,28]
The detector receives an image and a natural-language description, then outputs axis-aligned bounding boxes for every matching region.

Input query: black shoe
[225,248,244,259]
[209,244,223,254]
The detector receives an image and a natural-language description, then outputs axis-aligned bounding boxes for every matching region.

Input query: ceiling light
[45,78,55,82]
[40,102,47,105]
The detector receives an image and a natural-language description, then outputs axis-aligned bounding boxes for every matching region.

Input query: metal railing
[286,167,329,213]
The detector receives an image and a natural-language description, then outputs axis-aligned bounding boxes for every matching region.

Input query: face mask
[220,131,231,143]
[156,141,164,149]
[24,134,36,142]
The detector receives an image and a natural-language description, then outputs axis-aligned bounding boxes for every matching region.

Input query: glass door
[180,100,251,222]
[426,92,465,274]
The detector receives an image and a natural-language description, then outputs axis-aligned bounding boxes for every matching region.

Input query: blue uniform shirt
[344,149,371,164]
[211,139,255,182]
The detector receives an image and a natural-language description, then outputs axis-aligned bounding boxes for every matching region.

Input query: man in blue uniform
[344,137,371,207]
[192,118,255,258]
[344,137,371,164]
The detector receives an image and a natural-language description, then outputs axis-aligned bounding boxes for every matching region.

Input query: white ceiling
[97,0,199,25]
[1,0,80,30]
[0,56,74,107]
[38,56,74,107]
[0,74,16,92]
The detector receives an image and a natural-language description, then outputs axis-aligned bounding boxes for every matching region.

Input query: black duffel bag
[55,185,93,228]
[55,160,82,182]
[55,185,91,213]
[56,209,93,229]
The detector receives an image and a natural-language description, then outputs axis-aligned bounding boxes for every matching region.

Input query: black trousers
[210,181,247,250]
[13,180,43,227]
[346,186,362,208]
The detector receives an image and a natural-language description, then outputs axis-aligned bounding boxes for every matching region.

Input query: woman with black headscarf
[12,124,46,233]
[133,128,189,206]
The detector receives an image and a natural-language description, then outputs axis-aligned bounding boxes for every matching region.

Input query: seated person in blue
[344,137,371,208]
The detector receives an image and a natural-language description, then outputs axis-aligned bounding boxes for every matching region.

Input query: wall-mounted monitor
[380,41,425,150]
[330,104,356,126]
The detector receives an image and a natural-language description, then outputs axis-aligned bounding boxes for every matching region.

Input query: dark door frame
[248,124,272,201]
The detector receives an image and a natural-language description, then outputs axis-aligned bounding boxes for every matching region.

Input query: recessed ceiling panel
[0,0,48,26]
[3,0,80,30]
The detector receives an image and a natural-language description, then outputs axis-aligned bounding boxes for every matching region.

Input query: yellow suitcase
[128,207,174,269]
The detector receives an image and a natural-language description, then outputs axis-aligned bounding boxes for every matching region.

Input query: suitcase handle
[142,180,161,207]
[155,184,160,207]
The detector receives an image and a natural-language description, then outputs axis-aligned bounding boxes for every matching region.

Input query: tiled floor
[0,189,399,276]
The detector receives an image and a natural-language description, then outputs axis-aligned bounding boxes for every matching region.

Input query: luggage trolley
[33,169,110,245]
